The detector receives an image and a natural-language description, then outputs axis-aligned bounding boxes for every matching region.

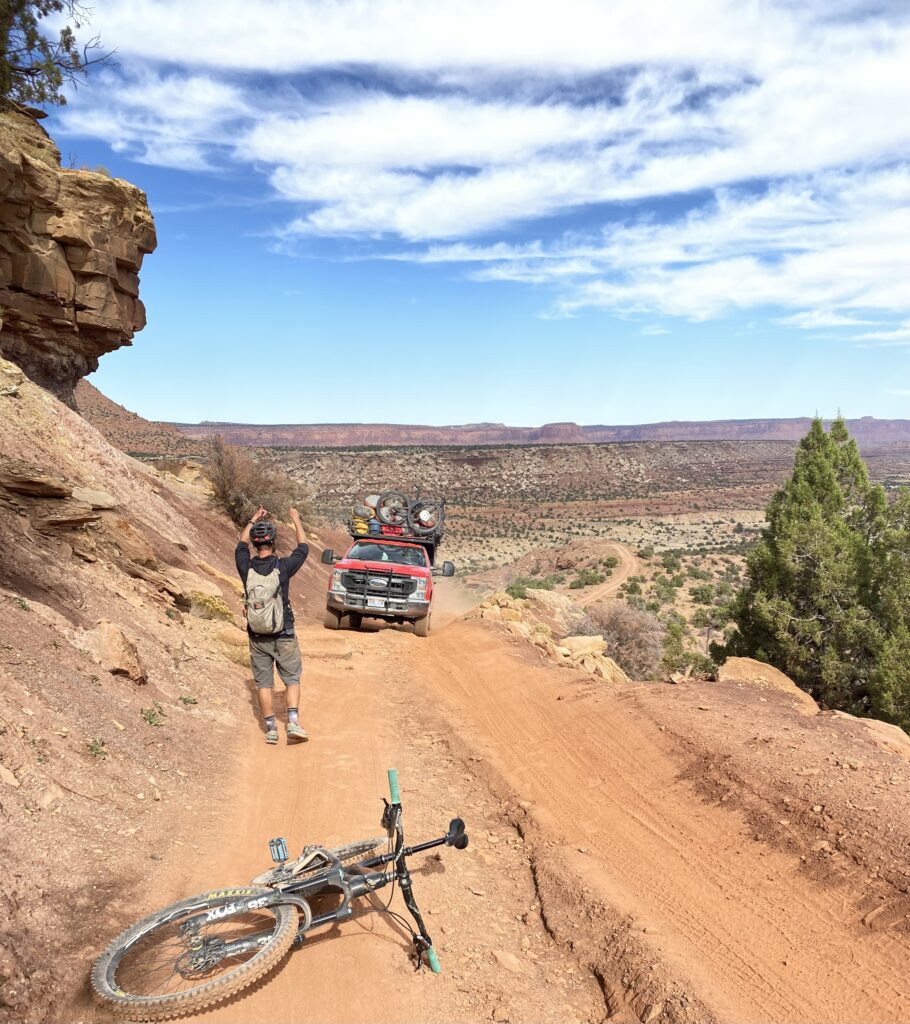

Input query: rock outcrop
[0,104,156,406]
[717,656,819,716]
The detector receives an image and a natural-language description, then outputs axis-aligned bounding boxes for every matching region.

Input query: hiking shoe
[265,729,279,745]
[286,722,309,743]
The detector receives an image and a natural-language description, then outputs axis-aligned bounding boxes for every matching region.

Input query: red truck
[321,493,454,637]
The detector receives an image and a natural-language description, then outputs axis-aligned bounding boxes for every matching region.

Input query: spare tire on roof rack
[375,491,409,526]
[407,499,444,535]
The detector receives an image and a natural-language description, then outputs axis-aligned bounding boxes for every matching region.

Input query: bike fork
[397,859,440,972]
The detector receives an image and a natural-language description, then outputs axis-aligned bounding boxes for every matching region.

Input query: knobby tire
[91,888,297,1021]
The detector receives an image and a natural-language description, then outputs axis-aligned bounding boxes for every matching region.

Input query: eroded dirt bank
[75,609,910,1024]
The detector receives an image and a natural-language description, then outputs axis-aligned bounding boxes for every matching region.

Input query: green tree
[717,418,910,727]
[1,1,108,107]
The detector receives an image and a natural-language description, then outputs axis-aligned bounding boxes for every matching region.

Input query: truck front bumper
[328,589,430,620]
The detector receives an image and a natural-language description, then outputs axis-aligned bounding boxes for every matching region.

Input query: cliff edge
[0,104,156,406]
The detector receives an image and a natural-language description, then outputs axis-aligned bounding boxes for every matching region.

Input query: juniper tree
[717,417,910,729]
[0,1,108,107]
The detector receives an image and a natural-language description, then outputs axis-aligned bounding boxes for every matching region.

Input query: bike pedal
[268,837,289,864]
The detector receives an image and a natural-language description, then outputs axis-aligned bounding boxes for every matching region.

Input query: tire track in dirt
[399,619,910,1024]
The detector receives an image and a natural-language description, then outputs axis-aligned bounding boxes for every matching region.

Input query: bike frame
[189,771,464,973]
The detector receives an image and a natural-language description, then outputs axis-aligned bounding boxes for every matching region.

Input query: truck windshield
[348,542,427,567]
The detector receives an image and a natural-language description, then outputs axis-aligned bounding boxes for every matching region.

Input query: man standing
[236,506,309,744]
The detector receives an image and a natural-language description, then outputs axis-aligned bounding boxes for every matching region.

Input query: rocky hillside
[75,379,204,458]
[0,104,156,406]
[172,416,910,448]
[0,356,332,1024]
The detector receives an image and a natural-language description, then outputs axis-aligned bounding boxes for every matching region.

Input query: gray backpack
[245,561,285,635]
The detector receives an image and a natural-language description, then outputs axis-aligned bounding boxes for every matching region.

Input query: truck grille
[341,571,418,599]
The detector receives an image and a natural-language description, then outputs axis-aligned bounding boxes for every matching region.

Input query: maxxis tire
[328,836,387,864]
[91,888,297,1021]
[324,607,343,630]
[414,615,431,638]
[375,491,409,526]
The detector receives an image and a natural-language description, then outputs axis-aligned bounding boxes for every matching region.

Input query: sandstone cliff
[0,104,156,406]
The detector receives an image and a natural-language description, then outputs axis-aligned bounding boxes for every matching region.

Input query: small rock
[491,949,523,973]
[0,765,20,788]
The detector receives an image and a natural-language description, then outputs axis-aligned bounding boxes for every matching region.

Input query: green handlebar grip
[387,768,401,805]
[426,946,441,973]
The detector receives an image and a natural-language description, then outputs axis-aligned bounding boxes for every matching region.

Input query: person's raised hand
[288,507,301,523]
[251,506,268,523]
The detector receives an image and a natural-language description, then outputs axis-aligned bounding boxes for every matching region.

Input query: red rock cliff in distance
[0,104,156,406]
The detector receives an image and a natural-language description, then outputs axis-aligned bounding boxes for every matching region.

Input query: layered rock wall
[0,104,156,405]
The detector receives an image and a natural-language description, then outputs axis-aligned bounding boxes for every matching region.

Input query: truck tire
[324,608,343,630]
[414,615,431,638]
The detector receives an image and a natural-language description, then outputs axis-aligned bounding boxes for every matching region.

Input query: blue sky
[43,0,910,425]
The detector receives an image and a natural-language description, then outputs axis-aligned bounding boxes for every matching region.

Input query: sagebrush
[206,436,312,528]
[583,602,664,680]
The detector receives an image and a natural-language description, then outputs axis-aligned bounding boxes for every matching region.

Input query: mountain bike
[91,770,469,1021]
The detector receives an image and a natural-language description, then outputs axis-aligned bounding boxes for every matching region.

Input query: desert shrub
[206,436,311,528]
[661,552,681,572]
[690,584,715,604]
[505,581,528,599]
[584,603,664,679]
[662,620,715,676]
[637,545,654,559]
[569,567,605,589]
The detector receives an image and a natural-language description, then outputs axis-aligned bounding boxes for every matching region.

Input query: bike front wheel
[92,887,298,1021]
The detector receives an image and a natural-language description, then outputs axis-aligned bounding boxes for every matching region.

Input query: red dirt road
[89,598,910,1024]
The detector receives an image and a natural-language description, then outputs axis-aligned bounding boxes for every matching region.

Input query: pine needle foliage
[0,1,109,107]
[716,417,910,729]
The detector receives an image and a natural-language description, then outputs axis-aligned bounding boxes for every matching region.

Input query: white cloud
[54,0,910,326]
[389,170,910,323]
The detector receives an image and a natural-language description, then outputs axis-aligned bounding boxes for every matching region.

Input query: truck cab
[321,502,454,636]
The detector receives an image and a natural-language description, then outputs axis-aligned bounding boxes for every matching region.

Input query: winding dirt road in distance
[90,593,910,1024]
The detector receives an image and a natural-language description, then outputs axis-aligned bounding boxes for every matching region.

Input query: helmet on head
[250,521,277,548]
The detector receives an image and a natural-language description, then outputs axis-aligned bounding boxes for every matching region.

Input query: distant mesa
[169,416,910,449]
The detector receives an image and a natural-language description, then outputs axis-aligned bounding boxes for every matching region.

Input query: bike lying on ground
[91,770,468,1021]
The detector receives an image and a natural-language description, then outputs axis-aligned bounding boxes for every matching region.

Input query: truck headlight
[332,570,345,590]
[414,578,427,597]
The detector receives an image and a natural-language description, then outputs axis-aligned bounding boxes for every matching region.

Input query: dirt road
[92,598,910,1024]
[566,542,639,606]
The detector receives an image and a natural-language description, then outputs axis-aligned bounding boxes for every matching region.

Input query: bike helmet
[250,521,277,548]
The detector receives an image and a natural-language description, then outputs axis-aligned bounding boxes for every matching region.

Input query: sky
[42,0,910,426]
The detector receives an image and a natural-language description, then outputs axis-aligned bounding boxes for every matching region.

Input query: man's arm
[282,507,310,577]
[239,505,268,545]
[236,506,268,577]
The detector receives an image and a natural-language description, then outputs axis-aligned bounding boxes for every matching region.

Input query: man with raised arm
[236,506,309,744]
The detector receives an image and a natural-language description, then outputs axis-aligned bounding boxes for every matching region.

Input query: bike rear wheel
[92,888,297,1021]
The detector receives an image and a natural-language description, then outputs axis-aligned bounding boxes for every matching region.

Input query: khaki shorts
[249,636,302,689]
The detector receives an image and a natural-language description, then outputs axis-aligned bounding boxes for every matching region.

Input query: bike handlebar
[388,768,401,805]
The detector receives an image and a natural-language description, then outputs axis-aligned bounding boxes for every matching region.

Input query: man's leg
[276,640,307,742]
[250,640,279,743]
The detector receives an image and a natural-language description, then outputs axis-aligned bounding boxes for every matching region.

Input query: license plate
[367,596,387,609]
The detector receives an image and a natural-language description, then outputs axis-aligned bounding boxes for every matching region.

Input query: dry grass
[205,436,312,527]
